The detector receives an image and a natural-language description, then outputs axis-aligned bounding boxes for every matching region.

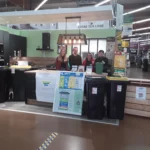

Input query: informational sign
[53,72,85,116]
[136,87,146,100]
[36,72,59,103]
[122,23,133,37]
[6,20,110,30]
[114,52,126,69]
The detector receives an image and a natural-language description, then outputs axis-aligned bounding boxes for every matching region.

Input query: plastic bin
[106,77,129,120]
[86,77,107,119]
[96,62,103,74]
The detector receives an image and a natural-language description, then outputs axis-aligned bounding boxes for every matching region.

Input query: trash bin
[86,77,107,119]
[106,77,129,120]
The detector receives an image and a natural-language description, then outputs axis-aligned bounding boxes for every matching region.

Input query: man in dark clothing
[94,50,108,72]
[69,47,82,69]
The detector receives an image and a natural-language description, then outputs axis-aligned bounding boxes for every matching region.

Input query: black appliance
[42,33,50,50]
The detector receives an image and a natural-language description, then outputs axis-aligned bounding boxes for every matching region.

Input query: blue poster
[53,72,85,116]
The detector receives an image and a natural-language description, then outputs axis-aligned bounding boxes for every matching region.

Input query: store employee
[94,50,108,72]
[69,47,82,69]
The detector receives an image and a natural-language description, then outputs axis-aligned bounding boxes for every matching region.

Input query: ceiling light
[69,37,72,44]
[130,32,150,36]
[64,37,67,44]
[73,37,76,44]
[95,0,110,7]
[123,5,150,16]
[57,16,87,45]
[133,18,150,24]
[34,0,48,11]
[139,39,150,42]
[133,27,150,32]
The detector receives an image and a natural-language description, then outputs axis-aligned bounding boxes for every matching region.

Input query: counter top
[25,70,108,77]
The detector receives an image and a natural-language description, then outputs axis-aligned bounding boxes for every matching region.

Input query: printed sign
[136,87,146,100]
[53,72,85,116]
[92,88,97,94]
[117,85,122,92]
[36,72,59,103]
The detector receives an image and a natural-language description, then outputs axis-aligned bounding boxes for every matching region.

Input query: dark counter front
[25,73,52,106]
[0,68,11,102]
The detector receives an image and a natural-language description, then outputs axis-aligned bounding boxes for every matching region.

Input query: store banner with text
[53,72,85,116]
[36,72,59,103]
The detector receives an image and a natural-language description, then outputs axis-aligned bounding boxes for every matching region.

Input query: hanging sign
[53,72,85,116]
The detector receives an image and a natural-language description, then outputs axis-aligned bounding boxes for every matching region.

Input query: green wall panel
[20,29,116,58]
[0,26,20,35]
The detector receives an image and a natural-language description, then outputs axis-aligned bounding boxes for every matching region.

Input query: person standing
[69,47,82,69]
[82,53,94,71]
[56,46,68,70]
[94,50,108,72]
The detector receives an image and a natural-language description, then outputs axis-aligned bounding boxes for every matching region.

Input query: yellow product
[59,76,64,88]
[106,76,128,81]
[114,55,126,68]
[68,76,76,88]
[10,65,31,69]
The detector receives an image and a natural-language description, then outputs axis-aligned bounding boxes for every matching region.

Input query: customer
[56,46,68,70]
[94,50,108,72]
[83,53,94,71]
[69,47,82,69]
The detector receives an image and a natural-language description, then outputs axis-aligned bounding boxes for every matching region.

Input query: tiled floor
[0,105,150,150]
[127,67,150,79]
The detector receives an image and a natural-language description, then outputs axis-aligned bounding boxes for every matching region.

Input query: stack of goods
[113,51,127,77]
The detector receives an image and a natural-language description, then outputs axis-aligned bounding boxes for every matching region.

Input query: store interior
[0,0,150,149]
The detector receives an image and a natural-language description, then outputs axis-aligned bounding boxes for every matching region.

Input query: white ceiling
[0,5,113,24]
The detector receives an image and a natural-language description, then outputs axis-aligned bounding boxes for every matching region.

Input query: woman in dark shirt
[56,47,68,70]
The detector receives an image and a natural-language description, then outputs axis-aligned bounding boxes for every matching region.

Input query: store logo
[42,81,50,86]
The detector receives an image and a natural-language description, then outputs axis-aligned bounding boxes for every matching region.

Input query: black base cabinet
[12,70,27,102]
[25,73,36,102]
[0,69,11,102]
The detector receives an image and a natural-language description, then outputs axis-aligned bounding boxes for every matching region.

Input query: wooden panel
[27,99,53,107]
[125,108,150,117]
[125,103,150,112]
[126,97,150,106]
[126,91,150,100]
[127,85,150,93]
[10,57,56,66]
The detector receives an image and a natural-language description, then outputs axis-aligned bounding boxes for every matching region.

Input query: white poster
[106,41,115,59]
[116,4,124,30]
[53,72,85,116]
[36,72,59,103]
[122,23,133,37]
[136,87,146,100]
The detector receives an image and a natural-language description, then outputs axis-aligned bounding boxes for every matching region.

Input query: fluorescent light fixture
[133,18,150,24]
[123,5,150,16]
[133,27,150,32]
[34,0,48,11]
[95,0,110,7]
[139,39,150,42]
[130,32,150,36]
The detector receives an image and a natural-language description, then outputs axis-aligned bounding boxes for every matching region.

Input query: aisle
[127,67,150,79]
[0,102,119,126]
